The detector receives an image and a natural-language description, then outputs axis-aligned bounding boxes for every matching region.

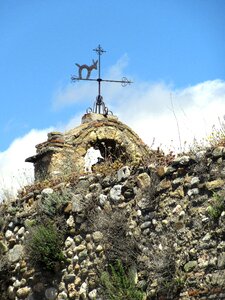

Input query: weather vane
[71,45,132,115]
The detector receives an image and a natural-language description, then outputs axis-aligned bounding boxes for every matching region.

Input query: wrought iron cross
[71,45,132,115]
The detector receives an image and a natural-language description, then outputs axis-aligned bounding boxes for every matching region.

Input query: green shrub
[207,192,225,222]
[26,223,65,271]
[101,260,144,300]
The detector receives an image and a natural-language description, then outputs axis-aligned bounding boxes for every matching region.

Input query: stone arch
[26,113,152,180]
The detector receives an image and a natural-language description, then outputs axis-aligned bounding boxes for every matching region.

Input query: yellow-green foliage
[207,123,225,147]
[92,159,124,175]
[207,192,225,221]
[101,260,144,300]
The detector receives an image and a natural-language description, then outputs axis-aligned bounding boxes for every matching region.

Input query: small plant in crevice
[207,192,225,222]
[38,190,71,217]
[207,121,225,147]
[187,119,225,156]
[25,223,66,272]
[92,159,124,175]
[101,259,144,300]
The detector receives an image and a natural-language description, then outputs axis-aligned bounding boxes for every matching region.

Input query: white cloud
[0,128,53,201]
[116,79,225,152]
[52,82,96,110]
[1,56,225,200]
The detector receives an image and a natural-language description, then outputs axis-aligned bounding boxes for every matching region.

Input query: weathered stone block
[137,173,151,189]
[8,244,24,263]
[117,166,131,181]
[205,179,224,190]
[218,252,225,269]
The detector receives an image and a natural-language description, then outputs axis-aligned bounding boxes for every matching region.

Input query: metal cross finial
[71,45,132,115]
[93,44,106,56]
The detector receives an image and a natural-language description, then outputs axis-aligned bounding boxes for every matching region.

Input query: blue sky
[1,0,225,196]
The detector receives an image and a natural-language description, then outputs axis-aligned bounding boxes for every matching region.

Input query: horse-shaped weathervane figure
[75,60,98,79]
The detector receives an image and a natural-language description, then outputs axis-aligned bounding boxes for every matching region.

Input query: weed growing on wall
[38,190,71,217]
[188,119,225,154]
[101,260,144,300]
[92,159,124,175]
[207,121,225,147]
[207,192,225,222]
[25,223,65,271]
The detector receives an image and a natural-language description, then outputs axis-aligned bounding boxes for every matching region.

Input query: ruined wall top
[26,113,152,181]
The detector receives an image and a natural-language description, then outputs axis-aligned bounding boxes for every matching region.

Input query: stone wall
[1,146,225,299]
